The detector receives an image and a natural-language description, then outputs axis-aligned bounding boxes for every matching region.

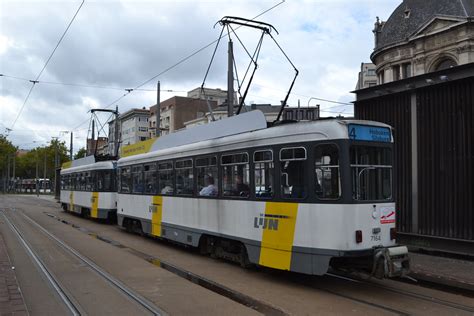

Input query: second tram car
[60,159,117,220]
[116,111,409,278]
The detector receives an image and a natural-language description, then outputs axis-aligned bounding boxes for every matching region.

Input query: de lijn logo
[254,214,289,231]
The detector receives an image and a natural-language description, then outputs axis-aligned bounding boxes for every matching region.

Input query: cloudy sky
[0,0,400,152]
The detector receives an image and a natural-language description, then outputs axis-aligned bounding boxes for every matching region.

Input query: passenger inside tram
[199,176,218,196]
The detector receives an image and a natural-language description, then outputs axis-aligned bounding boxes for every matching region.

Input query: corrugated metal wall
[417,79,474,240]
[355,77,474,241]
[355,92,413,233]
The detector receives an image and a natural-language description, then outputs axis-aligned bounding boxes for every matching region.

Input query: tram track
[1,210,81,316]
[5,196,474,315]
[0,207,165,316]
[326,272,474,313]
[40,209,474,316]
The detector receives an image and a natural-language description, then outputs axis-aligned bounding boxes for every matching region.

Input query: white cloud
[0,0,401,151]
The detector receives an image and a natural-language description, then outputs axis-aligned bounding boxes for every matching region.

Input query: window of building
[175,159,193,195]
[402,63,411,78]
[254,150,274,198]
[434,58,457,71]
[221,152,250,198]
[280,147,307,199]
[392,65,400,81]
[367,69,376,76]
[158,161,173,195]
[314,144,341,200]
[196,156,218,197]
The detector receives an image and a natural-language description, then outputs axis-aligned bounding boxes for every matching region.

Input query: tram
[116,111,409,278]
[60,158,117,220]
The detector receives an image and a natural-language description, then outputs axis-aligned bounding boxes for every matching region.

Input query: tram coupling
[372,246,410,278]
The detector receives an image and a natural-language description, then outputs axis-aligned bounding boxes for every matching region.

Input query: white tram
[117,111,409,278]
[60,158,117,220]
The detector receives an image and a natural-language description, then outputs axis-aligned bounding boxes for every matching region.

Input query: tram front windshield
[350,145,392,201]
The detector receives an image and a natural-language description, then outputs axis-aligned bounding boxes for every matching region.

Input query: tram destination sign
[348,124,391,142]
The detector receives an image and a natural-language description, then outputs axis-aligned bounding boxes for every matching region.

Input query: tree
[14,139,70,180]
[0,135,17,190]
[74,147,87,160]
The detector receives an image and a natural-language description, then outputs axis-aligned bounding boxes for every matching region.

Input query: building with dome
[353,0,474,255]
[371,0,474,84]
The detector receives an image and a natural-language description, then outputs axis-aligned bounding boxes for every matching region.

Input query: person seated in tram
[235,174,250,197]
[199,175,218,196]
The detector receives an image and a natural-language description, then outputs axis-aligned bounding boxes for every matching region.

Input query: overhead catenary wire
[0,74,179,92]
[73,0,287,131]
[9,0,85,131]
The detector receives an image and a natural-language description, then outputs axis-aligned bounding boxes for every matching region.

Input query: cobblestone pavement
[0,233,28,316]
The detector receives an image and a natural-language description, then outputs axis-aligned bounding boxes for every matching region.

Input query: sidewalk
[0,233,28,315]
[408,251,474,293]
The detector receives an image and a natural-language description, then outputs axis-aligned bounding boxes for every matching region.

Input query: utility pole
[36,152,39,197]
[43,150,47,194]
[114,106,119,158]
[12,152,15,193]
[227,39,234,117]
[91,119,95,156]
[70,131,73,160]
[157,81,161,137]
[6,154,10,192]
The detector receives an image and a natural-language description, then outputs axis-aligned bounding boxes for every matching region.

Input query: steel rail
[17,210,166,316]
[326,272,474,313]
[1,210,81,316]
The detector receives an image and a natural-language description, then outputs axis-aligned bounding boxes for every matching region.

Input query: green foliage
[74,147,87,160]
[8,139,70,180]
[0,134,17,175]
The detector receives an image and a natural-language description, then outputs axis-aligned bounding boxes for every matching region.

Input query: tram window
[78,173,85,191]
[120,167,132,193]
[351,146,392,201]
[132,165,144,194]
[221,153,250,198]
[144,163,158,194]
[314,144,341,200]
[254,150,274,198]
[97,170,113,191]
[280,147,307,199]
[175,159,193,196]
[158,161,174,195]
[196,156,218,197]
[85,172,93,191]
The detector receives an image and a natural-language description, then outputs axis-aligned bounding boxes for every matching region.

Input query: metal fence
[354,65,474,249]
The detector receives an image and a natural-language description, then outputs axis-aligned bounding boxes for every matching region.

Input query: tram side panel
[117,194,399,275]
[61,189,116,219]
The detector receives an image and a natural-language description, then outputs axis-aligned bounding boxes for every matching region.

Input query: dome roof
[374,0,474,52]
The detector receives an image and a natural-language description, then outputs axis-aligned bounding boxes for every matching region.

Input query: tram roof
[61,160,116,174]
[118,110,392,166]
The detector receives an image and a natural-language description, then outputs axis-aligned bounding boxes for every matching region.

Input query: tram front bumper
[373,246,410,278]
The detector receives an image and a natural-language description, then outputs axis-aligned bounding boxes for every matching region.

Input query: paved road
[2,195,474,315]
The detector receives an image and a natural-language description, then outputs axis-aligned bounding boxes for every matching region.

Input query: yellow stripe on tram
[151,196,163,237]
[91,192,99,218]
[259,202,298,270]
